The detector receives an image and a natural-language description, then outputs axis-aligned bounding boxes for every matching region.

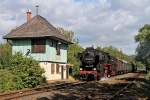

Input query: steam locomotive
[78,47,136,80]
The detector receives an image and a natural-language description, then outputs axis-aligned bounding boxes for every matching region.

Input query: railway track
[0,72,144,100]
[109,72,143,100]
[0,81,85,100]
[79,72,143,100]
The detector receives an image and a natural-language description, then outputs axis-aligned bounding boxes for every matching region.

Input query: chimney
[26,9,32,22]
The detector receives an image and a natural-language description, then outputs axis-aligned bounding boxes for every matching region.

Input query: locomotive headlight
[80,68,83,71]
[93,68,96,70]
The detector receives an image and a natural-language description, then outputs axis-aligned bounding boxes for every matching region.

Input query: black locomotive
[78,47,135,80]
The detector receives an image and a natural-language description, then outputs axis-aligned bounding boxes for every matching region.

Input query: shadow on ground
[37,77,150,100]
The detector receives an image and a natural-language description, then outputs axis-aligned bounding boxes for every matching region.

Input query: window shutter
[56,64,60,74]
[31,39,46,53]
[51,64,55,74]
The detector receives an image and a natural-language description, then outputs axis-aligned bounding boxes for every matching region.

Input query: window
[31,39,46,53]
[56,42,60,55]
[56,64,60,74]
[51,64,55,74]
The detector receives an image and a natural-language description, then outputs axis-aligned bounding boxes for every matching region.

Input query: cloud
[0,0,150,55]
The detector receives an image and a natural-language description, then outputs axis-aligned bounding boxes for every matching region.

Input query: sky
[0,0,150,55]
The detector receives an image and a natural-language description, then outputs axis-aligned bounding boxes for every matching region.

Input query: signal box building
[3,11,71,81]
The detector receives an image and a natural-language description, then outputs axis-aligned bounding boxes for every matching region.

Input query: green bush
[0,69,16,92]
[9,53,46,89]
[0,43,12,69]
[0,44,46,91]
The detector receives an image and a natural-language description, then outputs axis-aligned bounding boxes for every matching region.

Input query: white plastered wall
[40,62,67,80]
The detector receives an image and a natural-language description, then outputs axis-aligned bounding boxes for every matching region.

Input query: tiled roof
[3,15,70,43]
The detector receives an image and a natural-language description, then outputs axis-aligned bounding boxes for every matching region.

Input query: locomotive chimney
[26,9,32,22]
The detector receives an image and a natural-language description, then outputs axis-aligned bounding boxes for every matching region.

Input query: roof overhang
[3,35,73,44]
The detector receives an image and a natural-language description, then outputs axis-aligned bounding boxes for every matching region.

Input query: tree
[67,43,84,76]
[135,24,150,71]
[102,46,132,63]
[57,27,76,42]
[96,46,103,51]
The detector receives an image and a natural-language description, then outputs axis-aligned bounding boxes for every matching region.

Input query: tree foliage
[96,45,133,63]
[57,27,77,42]
[135,24,150,70]
[0,43,12,69]
[68,43,84,76]
[9,53,46,89]
[135,24,150,42]
[0,69,16,92]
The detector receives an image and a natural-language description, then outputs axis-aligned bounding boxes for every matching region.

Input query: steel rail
[0,81,85,100]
